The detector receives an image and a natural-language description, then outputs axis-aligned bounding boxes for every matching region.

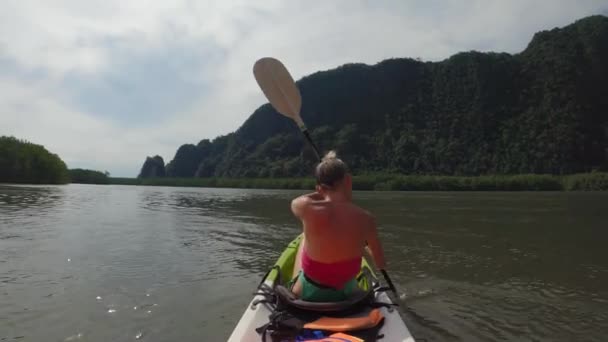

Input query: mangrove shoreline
[108,173,608,191]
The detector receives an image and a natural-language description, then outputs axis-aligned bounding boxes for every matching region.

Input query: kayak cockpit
[227,235,415,342]
[272,284,375,312]
[252,277,394,341]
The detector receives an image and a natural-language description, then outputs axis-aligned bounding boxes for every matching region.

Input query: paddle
[252,57,404,303]
[253,57,321,161]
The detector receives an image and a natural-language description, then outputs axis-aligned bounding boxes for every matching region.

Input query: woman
[290,151,387,302]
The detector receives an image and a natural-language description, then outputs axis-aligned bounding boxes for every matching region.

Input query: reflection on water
[0,185,65,239]
[0,184,65,211]
[1,185,607,341]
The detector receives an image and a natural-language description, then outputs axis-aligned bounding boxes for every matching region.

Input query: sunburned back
[290,182,386,298]
[289,155,387,298]
[302,201,370,263]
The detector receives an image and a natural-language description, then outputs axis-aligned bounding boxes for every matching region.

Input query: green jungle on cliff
[139,16,608,185]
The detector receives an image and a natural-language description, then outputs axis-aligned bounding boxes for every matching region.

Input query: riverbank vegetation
[0,136,69,184]
[69,169,110,184]
[110,172,608,191]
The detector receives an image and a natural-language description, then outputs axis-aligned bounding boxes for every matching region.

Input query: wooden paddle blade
[253,57,304,128]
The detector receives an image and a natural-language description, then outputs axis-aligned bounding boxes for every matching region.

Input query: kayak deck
[228,235,415,341]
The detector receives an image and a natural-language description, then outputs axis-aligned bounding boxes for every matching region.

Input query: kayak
[228,235,415,341]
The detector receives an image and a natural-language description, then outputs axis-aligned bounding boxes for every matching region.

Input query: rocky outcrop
[138,155,166,178]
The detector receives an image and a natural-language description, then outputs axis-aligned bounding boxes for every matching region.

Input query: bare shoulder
[292,193,331,218]
[349,203,375,224]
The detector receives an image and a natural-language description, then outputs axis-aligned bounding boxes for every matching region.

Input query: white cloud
[1,0,606,176]
[0,75,174,175]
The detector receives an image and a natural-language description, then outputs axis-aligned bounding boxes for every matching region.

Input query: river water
[1,184,607,341]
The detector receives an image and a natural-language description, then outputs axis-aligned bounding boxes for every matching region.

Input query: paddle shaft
[301,129,321,161]
[380,269,399,298]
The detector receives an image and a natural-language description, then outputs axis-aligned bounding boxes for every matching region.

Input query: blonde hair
[322,150,338,161]
[315,150,348,189]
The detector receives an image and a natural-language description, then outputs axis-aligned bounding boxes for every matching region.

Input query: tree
[0,136,69,184]
[69,169,109,184]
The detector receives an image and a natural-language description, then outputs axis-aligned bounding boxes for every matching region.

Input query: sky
[1,1,607,177]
